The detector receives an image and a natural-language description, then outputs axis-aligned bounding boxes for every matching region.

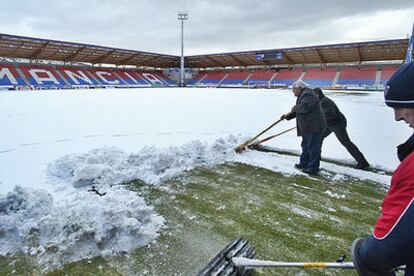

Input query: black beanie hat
[384,62,414,108]
[313,87,324,100]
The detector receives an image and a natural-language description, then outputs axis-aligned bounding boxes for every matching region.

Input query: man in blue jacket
[351,62,414,275]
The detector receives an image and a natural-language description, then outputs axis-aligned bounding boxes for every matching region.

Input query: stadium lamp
[178,11,188,87]
[178,11,188,20]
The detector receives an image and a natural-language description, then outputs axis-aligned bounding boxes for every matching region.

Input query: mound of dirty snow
[0,186,164,270]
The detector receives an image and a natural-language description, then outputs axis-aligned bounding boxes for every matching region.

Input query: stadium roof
[0,33,409,69]
[0,33,180,68]
[186,39,409,68]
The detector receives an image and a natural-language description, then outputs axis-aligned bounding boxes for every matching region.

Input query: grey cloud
[0,0,413,55]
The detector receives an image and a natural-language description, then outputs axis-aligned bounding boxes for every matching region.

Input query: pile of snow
[47,136,241,187]
[0,186,164,269]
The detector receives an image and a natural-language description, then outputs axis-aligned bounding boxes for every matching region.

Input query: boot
[294,163,305,169]
[302,168,319,175]
[356,159,369,170]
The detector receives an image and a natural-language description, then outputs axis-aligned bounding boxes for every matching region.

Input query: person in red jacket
[351,62,414,275]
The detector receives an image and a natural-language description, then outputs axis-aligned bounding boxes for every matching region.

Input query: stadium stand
[0,33,410,90]
[303,68,337,87]
[152,71,176,86]
[137,71,172,86]
[220,71,250,85]
[0,62,176,88]
[187,71,208,85]
[0,64,27,86]
[336,67,377,86]
[272,68,303,86]
[19,64,66,88]
[56,66,100,86]
[247,70,275,87]
[86,68,123,86]
[0,62,405,90]
[379,66,399,85]
[114,69,150,86]
[197,71,227,86]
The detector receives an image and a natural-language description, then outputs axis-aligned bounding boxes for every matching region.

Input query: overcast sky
[1,0,413,56]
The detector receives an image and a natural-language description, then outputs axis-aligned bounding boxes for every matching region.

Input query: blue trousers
[299,132,323,171]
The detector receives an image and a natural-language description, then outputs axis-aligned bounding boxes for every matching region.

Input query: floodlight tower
[178,11,188,87]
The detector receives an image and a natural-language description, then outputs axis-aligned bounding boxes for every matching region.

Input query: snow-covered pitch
[0,88,410,269]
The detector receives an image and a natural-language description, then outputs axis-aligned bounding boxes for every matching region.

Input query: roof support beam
[91,50,116,64]
[229,54,247,67]
[356,46,362,64]
[299,50,309,63]
[283,51,295,64]
[260,59,272,66]
[117,53,141,65]
[315,48,326,64]
[64,46,86,62]
[29,42,49,60]
[10,42,25,56]
[246,55,259,65]
[206,56,227,68]
[136,56,157,67]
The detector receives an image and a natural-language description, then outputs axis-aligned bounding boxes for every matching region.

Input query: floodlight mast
[178,11,188,87]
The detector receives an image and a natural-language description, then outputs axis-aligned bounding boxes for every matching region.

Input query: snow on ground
[0,88,411,269]
[0,186,164,268]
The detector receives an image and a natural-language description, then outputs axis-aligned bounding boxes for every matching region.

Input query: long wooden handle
[249,126,296,147]
[239,118,283,147]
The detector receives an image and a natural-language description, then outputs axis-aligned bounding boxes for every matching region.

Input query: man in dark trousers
[351,62,414,275]
[281,80,326,175]
[313,87,369,169]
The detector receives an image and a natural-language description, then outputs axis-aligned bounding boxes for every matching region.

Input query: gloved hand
[351,238,366,276]
[351,238,396,276]
[280,114,286,120]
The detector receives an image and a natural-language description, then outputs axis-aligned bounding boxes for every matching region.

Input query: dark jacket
[285,87,326,136]
[319,95,346,127]
[397,134,414,162]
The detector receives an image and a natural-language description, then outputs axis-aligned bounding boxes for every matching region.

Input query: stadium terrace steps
[243,72,253,84]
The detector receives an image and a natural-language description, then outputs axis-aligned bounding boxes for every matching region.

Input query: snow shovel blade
[234,118,284,154]
[197,238,256,276]
[234,144,248,153]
